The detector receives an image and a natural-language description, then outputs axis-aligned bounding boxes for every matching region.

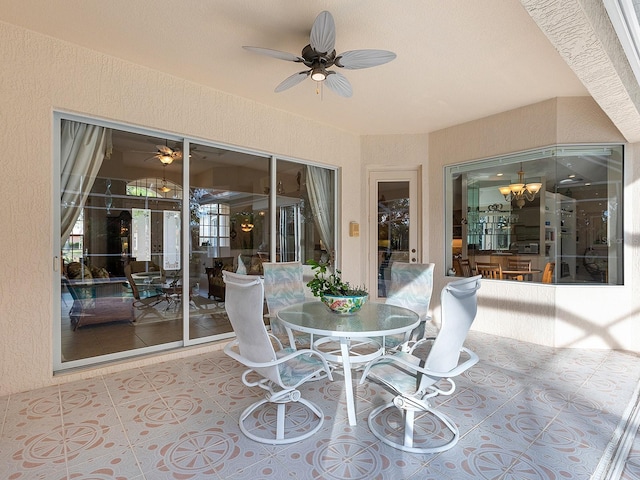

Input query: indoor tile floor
[2,330,640,480]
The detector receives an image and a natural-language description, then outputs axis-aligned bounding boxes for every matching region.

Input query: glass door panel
[369,170,419,301]
[59,122,184,366]
[274,160,336,264]
[187,143,270,342]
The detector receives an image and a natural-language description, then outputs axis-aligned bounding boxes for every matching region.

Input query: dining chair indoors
[383,262,435,350]
[542,261,555,284]
[507,258,532,271]
[504,258,532,281]
[262,261,311,349]
[222,271,332,444]
[124,263,165,309]
[457,258,472,277]
[360,275,481,453]
[475,262,502,279]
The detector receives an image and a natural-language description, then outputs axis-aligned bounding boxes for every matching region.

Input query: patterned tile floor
[2,330,640,480]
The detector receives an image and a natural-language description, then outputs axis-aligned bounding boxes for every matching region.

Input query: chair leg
[238,393,325,445]
[367,401,461,454]
[276,402,286,440]
[403,409,415,448]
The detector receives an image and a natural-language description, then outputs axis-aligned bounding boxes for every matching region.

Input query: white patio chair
[360,275,481,453]
[262,261,312,349]
[383,262,435,350]
[222,271,332,444]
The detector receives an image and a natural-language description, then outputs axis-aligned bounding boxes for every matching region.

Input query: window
[61,210,84,264]
[198,203,230,252]
[445,145,623,284]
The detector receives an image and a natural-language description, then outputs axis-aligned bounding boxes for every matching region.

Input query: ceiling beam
[521,0,640,143]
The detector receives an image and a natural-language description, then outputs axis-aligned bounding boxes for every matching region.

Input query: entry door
[369,169,420,302]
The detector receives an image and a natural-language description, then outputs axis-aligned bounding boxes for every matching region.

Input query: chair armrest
[267,332,284,350]
[405,336,436,354]
[224,340,333,379]
[361,346,478,383]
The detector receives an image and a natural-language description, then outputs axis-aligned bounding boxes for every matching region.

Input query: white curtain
[60,120,112,244]
[306,166,335,262]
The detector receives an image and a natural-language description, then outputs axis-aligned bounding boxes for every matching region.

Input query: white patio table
[277,301,419,426]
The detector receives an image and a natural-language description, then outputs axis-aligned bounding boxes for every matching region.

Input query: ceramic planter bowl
[320,294,368,314]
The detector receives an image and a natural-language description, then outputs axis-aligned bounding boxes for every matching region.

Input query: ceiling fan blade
[335,49,397,69]
[310,11,336,54]
[275,71,310,92]
[243,46,302,62]
[157,145,173,155]
[324,71,353,98]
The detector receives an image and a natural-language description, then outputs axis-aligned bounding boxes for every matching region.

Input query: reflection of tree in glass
[379,198,410,250]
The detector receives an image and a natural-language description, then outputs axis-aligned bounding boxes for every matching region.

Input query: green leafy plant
[306,259,368,297]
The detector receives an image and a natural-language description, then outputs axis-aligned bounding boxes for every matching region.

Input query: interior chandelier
[160,164,171,193]
[497,165,542,209]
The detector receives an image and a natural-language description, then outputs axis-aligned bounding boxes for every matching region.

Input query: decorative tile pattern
[1,331,639,479]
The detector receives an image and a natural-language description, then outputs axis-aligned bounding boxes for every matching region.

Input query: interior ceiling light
[160,165,171,193]
[152,143,182,165]
[497,164,542,209]
[240,220,254,232]
[310,66,327,82]
[159,154,174,165]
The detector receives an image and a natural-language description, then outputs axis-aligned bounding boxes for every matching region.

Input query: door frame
[367,167,422,302]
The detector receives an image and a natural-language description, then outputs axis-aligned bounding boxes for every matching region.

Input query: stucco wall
[360,134,430,285]
[428,98,639,350]
[0,21,360,396]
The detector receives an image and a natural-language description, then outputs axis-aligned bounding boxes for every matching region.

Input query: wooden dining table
[502,269,541,281]
[277,301,419,426]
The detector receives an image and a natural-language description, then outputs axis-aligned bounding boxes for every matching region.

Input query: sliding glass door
[55,114,337,371]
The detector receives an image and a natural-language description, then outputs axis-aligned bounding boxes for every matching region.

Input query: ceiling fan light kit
[243,11,396,97]
[158,154,174,165]
[152,144,182,165]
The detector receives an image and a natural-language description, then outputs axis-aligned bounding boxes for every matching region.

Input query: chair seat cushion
[367,351,436,395]
[276,348,327,386]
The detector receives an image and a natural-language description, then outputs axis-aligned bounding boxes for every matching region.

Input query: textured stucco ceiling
[0,0,617,136]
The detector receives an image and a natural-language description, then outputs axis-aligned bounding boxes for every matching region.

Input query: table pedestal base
[313,336,383,426]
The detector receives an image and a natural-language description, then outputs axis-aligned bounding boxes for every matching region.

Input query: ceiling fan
[150,144,182,165]
[243,11,396,98]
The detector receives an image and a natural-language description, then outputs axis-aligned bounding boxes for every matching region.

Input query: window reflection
[59,118,337,368]
[446,145,623,284]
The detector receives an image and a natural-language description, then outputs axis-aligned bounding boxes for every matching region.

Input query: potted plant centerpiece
[307,260,368,314]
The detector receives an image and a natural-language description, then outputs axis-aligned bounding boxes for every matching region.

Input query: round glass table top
[277,301,419,338]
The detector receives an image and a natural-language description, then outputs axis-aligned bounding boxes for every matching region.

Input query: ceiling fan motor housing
[301,44,336,68]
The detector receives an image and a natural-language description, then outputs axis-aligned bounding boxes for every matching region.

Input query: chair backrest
[124,264,140,300]
[542,262,555,284]
[223,271,281,385]
[385,262,435,319]
[262,262,306,316]
[424,275,481,375]
[458,259,472,277]
[475,262,502,279]
[125,261,165,299]
[507,259,531,271]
